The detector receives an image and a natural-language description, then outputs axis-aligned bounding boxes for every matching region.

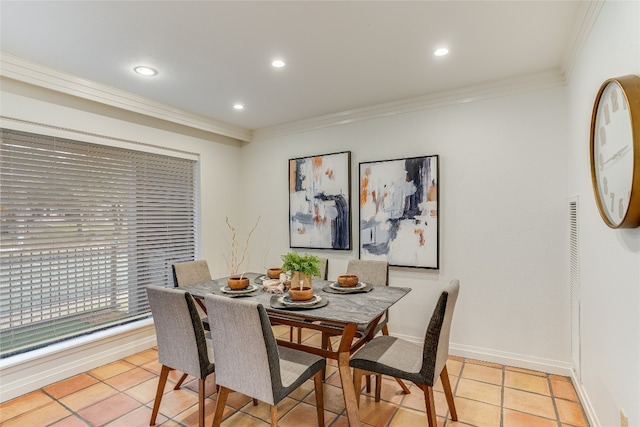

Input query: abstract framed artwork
[359,155,439,268]
[289,151,351,250]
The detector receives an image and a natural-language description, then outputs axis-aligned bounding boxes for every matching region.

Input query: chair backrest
[317,257,328,280]
[420,279,460,385]
[346,259,388,286]
[205,294,282,405]
[146,286,213,379]
[172,260,212,287]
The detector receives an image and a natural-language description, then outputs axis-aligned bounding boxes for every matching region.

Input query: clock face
[592,80,634,227]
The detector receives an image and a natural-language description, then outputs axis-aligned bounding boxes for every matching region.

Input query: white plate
[278,294,322,306]
[329,281,366,290]
[220,283,258,294]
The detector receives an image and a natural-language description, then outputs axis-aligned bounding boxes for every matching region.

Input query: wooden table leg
[337,324,361,427]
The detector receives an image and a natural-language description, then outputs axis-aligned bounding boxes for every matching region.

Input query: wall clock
[590,74,640,228]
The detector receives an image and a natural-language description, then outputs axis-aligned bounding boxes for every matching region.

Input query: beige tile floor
[0,325,588,427]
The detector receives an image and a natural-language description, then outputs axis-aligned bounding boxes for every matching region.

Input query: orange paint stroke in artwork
[325,168,335,180]
[428,183,438,202]
[312,156,323,183]
[361,173,370,206]
[414,229,425,246]
[313,205,327,225]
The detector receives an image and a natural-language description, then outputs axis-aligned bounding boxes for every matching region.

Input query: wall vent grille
[569,196,581,379]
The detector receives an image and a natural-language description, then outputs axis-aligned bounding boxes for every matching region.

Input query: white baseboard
[0,319,157,403]
[569,369,601,427]
[392,333,600,427]
[448,342,574,376]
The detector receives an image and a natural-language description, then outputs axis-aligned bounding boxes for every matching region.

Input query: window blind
[0,128,197,357]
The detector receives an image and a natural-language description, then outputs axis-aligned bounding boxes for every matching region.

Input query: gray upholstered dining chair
[205,294,326,427]
[172,260,211,329]
[350,279,460,427]
[171,259,213,388]
[321,259,410,395]
[321,259,388,348]
[146,286,215,427]
[172,259,212,286]
[345,259,388,334]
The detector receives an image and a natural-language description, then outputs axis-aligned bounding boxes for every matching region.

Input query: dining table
[179,272,411,427]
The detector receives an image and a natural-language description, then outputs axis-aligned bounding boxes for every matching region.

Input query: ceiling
[1,1,584,133]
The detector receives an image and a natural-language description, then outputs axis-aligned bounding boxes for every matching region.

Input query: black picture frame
[289,151,351,250]
[359,155,439,268]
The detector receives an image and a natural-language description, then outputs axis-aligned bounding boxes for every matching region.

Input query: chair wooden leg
[150,365,170,425]
[198,378,205,427]
[270,405,278,427]
[440,366,458,421]
[289,326,294,342]
[365,375,371,393]
[212,386,230,427]
[352,368,364,408]
[421,384,438,427]
[313,371,325,426]
[395,376,411,394]
[375,374,382,402]
[297,327,302,344]
[253,398,259,406]
[174,372,189,390]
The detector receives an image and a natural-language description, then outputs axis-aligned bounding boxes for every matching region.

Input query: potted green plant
[281,252,321,300]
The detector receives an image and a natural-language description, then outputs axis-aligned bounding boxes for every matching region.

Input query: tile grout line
[547,373,564,427]
[500,362,506,427]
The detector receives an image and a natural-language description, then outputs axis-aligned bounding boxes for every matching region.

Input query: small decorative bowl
[267,268,282,279]
[227,276,250,290]
[288,286,314,301]
[337,275,359,287]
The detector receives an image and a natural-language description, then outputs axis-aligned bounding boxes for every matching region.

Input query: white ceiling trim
[4,0,598,147]
[253,70,567,142]
[561,1,604,81]
[0,52,252,142]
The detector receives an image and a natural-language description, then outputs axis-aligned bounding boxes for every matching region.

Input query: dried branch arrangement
[226,215,261,275]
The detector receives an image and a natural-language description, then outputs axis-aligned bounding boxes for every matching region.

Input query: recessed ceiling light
[271,59,286,68]
[434,48,449,57]
[233,104,245,110]
[134,66,158,76]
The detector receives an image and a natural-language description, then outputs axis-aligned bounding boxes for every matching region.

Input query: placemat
[269,295,329,310]
[322,283,374,294]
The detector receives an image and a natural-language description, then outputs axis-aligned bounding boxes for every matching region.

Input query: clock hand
[604,145,630,167]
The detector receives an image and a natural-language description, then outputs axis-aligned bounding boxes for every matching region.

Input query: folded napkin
[262,273,289,294]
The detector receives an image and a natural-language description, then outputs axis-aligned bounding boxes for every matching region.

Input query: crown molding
[561,1,604,81]
[0,52,252,142]
[253,70,567,141]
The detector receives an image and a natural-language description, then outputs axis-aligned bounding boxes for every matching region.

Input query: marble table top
[180,272,411,326]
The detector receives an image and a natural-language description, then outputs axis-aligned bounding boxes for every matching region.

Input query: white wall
[567,1,640,426]
[242,85,571,372]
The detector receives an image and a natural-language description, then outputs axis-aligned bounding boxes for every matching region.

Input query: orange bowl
[227,276,250,290]
[337,275,359,287]
[267,268,282,279]
[288,286,314,301]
